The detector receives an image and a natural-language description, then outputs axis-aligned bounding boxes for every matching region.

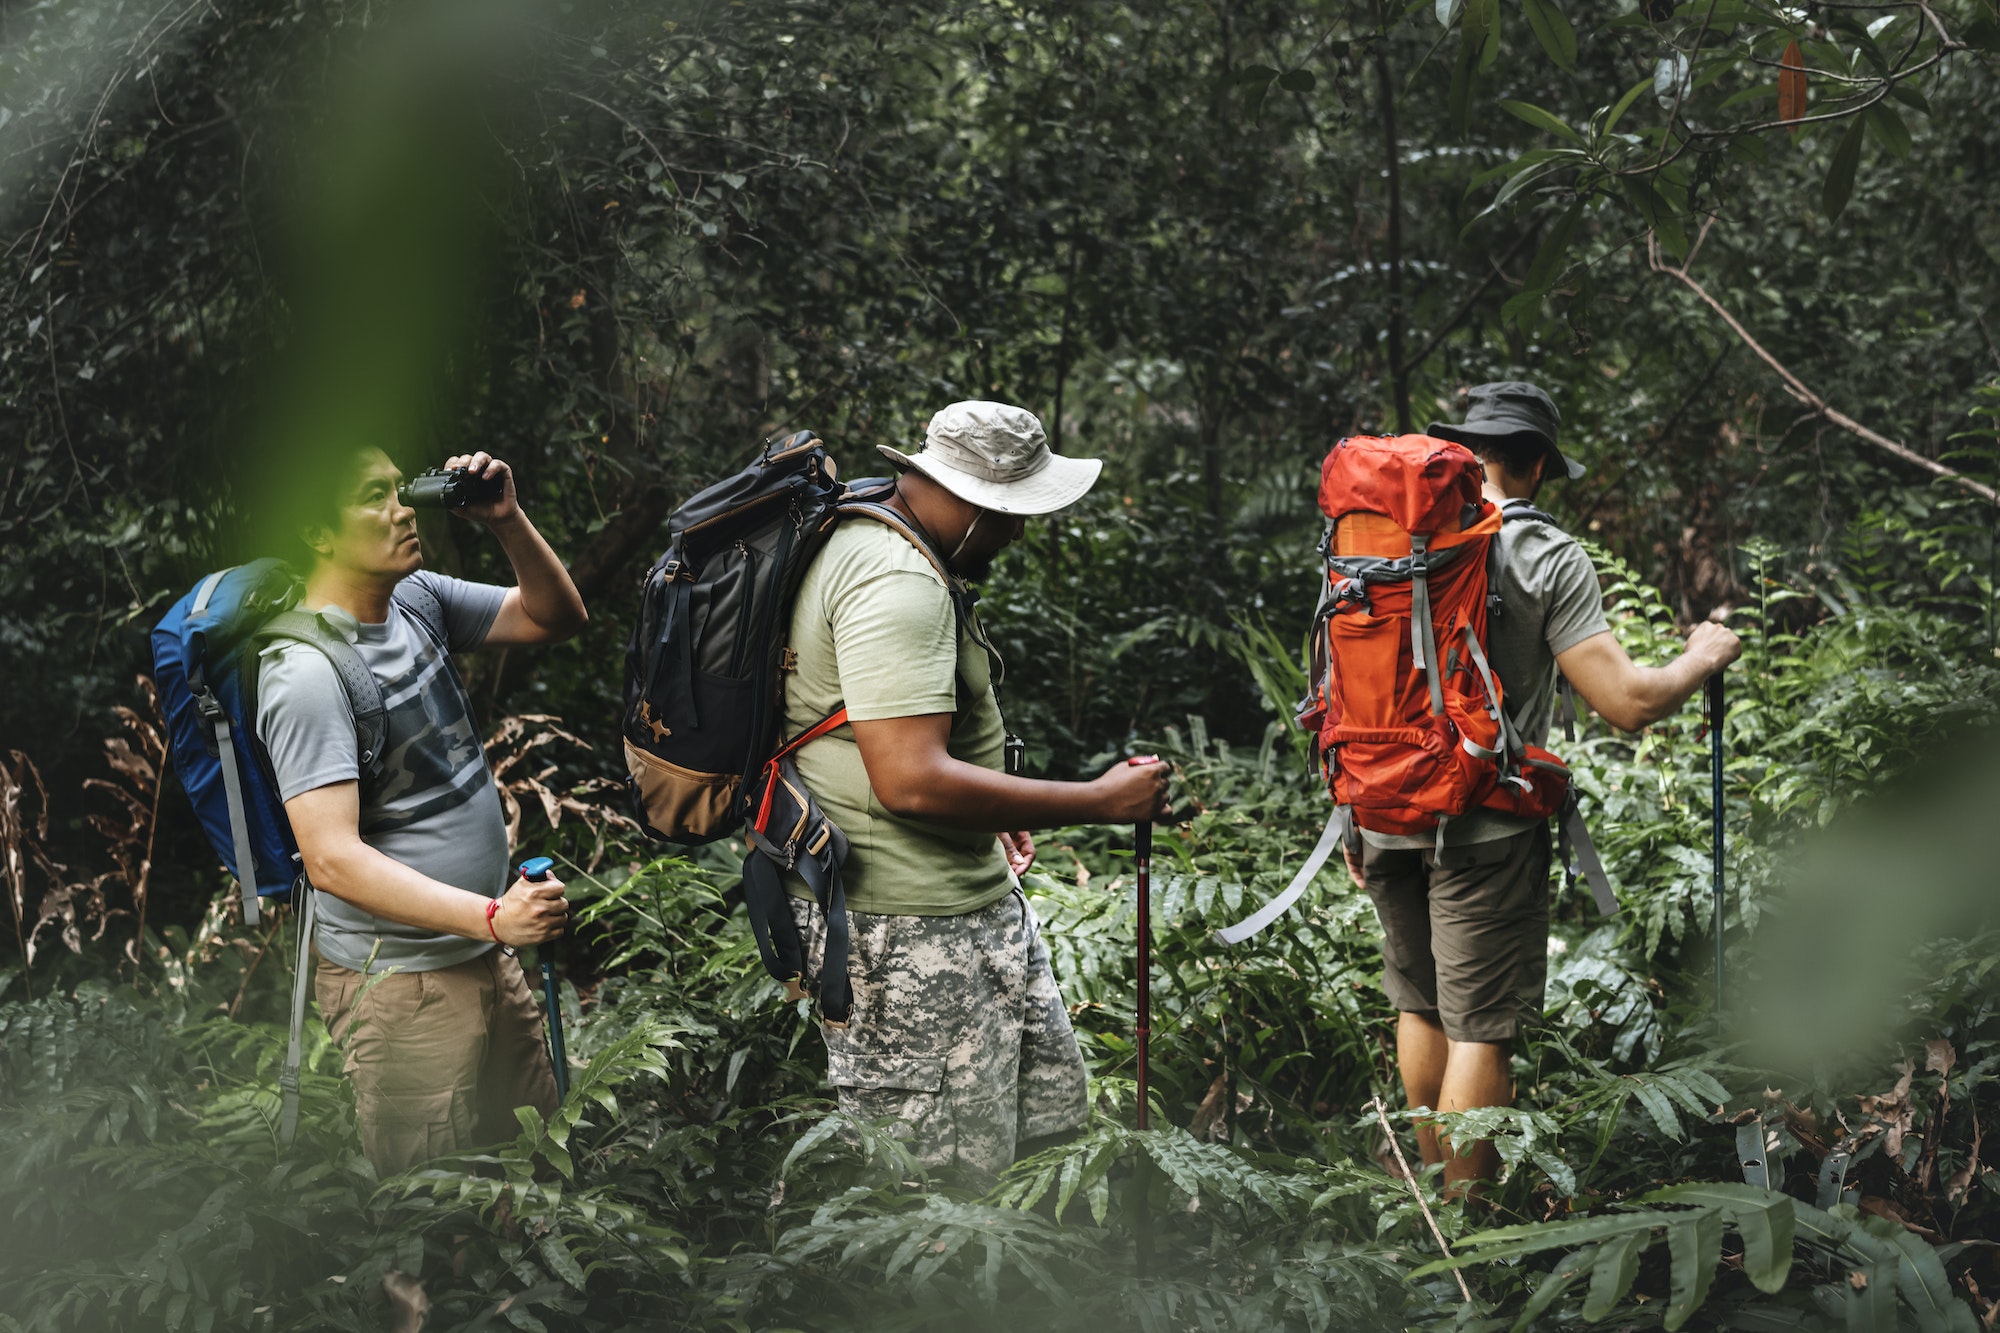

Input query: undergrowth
[1,535,1996,1331]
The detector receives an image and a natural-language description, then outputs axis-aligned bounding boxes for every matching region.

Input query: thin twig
[1649,231,1999,507]
[1370,1095,1473,1303]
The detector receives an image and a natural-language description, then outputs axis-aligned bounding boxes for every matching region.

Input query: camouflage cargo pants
[789,889,1089,1177]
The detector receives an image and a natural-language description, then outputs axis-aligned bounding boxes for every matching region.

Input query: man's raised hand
[1684,620,1743,674]
[444,450,519,525]
[1091,755,1171,823]
[490,870,568,947]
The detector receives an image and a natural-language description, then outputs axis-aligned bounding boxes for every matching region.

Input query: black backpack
[622,430,973,1022]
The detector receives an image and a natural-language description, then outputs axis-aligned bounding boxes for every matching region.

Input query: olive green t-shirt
[782,518,1013,916]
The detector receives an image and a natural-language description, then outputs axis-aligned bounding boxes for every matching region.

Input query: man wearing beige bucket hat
[780,399,1169,1176]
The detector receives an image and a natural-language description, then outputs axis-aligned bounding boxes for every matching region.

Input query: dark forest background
[2,2,1998,1329]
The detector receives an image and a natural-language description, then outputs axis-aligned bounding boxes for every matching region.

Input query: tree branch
[1649,231,1998,507]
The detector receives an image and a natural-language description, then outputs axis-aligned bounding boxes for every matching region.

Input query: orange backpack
[1303,433,1569,837]
[1218,434,1613,945]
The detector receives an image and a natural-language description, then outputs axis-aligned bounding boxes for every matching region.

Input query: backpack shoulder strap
[1500,499,1562,529]
[835,498,1007,692]
[390,575,449,649]
[835,499,957,588]
[255,611,390,780]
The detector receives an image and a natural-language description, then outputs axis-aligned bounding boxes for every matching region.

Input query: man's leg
[1437,1039,1512,1192]
[1013,893,1089,1156]
[315,955,488,1174]
[474,950,562,1145]
[1359,843,1447,1166]
[1396,1010,1449,1166]
[1426,824,1552,1198]
[790,898,975,1172]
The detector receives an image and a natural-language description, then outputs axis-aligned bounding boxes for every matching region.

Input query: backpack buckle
[193,688,225,723]
[1330,577,1370,614]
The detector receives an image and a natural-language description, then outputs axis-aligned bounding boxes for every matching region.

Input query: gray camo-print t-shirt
[257,571,508,972]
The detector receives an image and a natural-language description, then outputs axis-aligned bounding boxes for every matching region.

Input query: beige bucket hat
[876,400,1103,515]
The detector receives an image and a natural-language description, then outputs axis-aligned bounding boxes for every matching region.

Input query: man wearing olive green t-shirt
[781,400,1170,1177]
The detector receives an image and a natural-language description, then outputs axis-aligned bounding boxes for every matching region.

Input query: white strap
[210,709,261,927]
[1563,802,1619,916]
[190,569,230,618]
[279,888,316,1144]
[1216,806,1349,944]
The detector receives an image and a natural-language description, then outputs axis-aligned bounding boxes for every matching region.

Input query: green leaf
[1501,99,1584,144]
[1278,68,1316,92]
[1864,102,1911,159]
[1822,115,1865,220]
[1631,1081,1684,1139]
[1520,201,1584,292]
[1600,75,1654,138]
[1511,1248,1594,1332]
[1416,1211,1663,1273]
[1447,37,1479,134]
[1582,1231,1647,1319]
[1521,0,1579,70]
[1435,0,1463,26]
[1649,1186,1793,1293]
[1889,81,1930,113]
[1882,1225,1961,1333]
[1663,1208,1725,1331]
[539,1234,588,1290]
[1501,287,1546,328]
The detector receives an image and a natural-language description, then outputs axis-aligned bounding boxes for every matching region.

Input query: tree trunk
[1376,44,1410,435]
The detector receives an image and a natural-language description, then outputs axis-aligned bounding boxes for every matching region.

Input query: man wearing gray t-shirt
[259,444,586,1173]
[1349,382,1741,1196]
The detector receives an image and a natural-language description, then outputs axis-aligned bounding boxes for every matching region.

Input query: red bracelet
[486,897,503,943]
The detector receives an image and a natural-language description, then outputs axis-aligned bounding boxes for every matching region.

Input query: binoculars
[398,467,506,509]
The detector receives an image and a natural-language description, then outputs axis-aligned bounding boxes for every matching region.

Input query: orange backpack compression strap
[753,706,849,834]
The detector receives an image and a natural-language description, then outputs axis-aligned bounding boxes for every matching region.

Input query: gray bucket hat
[1427,381,1586,480]
[877,400,1103,515]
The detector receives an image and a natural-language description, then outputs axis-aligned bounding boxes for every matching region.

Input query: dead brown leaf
[382,1269,428,1333]
[1947,1108,1983,1208]
[1189,1072,1231,1142]
[1857,1060,1917,1161]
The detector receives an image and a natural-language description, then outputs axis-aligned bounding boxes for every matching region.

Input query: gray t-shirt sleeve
[406,570,507,653]
[1541,538,1612,657]
[257,644,361,801]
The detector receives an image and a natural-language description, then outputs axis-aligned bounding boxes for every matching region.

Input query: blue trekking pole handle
[1707,675,1726,1023]
[519,857,569,1100]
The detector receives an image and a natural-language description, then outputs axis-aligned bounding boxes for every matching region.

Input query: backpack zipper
[729,540,758,676]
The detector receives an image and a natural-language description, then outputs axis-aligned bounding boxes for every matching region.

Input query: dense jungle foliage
[3,0,1999,1328]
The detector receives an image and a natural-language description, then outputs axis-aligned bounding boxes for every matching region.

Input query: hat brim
[875,444,1103,515]
[1426,421,1586,481]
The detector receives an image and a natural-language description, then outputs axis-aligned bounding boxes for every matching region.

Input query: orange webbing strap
[754,707,849,834]
[1331,506,1500,558]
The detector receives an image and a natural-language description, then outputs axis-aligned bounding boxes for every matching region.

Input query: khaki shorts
[1360,823,1552,1043]
[789,890,1089,1178]
[315,948,560,1174]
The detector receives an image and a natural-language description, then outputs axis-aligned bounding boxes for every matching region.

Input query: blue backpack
[152,559,391,927]
[152,558,445,1140]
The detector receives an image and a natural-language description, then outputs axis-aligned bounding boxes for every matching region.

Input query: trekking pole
[1129,756,1160,1277]
[1706,674,1726,1024]
[518,856,570,1100]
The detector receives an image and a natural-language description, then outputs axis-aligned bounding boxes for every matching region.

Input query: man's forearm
[1626,652,1714,729]
[490,511,587,636]
[306,840,493,941]
[874,756,1107,830]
